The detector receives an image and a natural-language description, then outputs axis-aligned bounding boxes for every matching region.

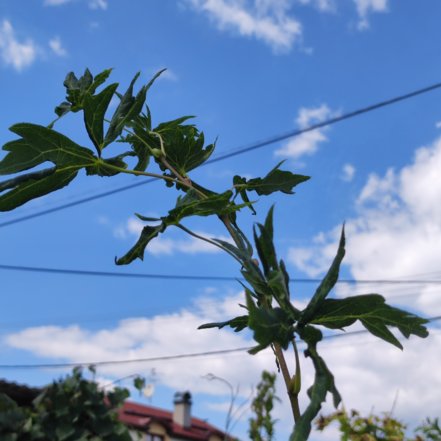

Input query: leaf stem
[98,162,179,185]
[273,343,301,423]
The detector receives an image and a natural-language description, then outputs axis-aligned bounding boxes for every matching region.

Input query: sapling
[0,69,429,440]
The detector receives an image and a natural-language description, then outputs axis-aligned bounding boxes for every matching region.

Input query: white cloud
[89,0,108,10]
[44,0,73,5]
[48,36,67,56]
[287,134,441,318]
[0,20,37,71]
[44,0,108,9]
[341,163,356,182]
[297,0,335,12]
[114,217,232,256]
[353,0,389,30]
[275,104,336,160]
[186,0,302,53]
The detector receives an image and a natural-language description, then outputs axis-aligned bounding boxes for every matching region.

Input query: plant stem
[96,161,201,193]
[160,157,207,199]
[273,343,301,423]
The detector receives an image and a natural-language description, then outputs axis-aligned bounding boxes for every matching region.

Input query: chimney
[173,391,192,429]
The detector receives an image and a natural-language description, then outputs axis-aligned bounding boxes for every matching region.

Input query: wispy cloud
[341,163,356,182]
[186,0,302,53]
[44,0,108,10]
[0,20,37,71]
[297,0,335,13]
[353,0,389,30]
[48,36,67,56]
[185,0,388,53]
[275,104,337,160]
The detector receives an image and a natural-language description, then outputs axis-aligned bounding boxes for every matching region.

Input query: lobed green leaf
[311,294,429,349]
[0,123,100,211]
[234,161,310,198]
[154,120,215,176]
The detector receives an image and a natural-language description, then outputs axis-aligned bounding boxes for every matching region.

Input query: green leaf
[166,190,238,224]
[0,169,78,211]
[84,83,119,153]
[198,315,248,332]
[133,377,146,392]
[291,326,341,441]
[104,70,163,147]
[299,226,346,326]
[85,154,131,177]
[0,123,98,211]
[115,222,166,265]
[55,68,113,116]
[253,206,278,277]
[154,120,215,175]
[311,294,429,349]
[234,162,310,197]
[119,112,153,172]
[246,292,293,354]
[290,347,341,441]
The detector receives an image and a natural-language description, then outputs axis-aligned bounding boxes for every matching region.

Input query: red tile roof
[119,400,227,441]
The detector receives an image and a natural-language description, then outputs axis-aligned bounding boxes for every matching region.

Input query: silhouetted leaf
[115,222,167,265]
[198,315,248,332]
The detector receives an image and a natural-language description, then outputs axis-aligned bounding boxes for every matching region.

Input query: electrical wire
[1,263,441,286]
[1,317,439,370]
[2,80,441,229]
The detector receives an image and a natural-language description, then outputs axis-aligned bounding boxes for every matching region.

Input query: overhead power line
[1,80,441,229]
[1,317,440,370]
[1,263,441,286]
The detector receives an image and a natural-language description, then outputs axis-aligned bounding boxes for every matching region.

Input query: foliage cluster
[317,409,441,441]
[0,68,430,440]
[248,370,279,441]
[0,367,132,441]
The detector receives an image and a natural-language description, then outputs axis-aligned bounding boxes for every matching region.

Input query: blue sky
[1,1,441,439]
